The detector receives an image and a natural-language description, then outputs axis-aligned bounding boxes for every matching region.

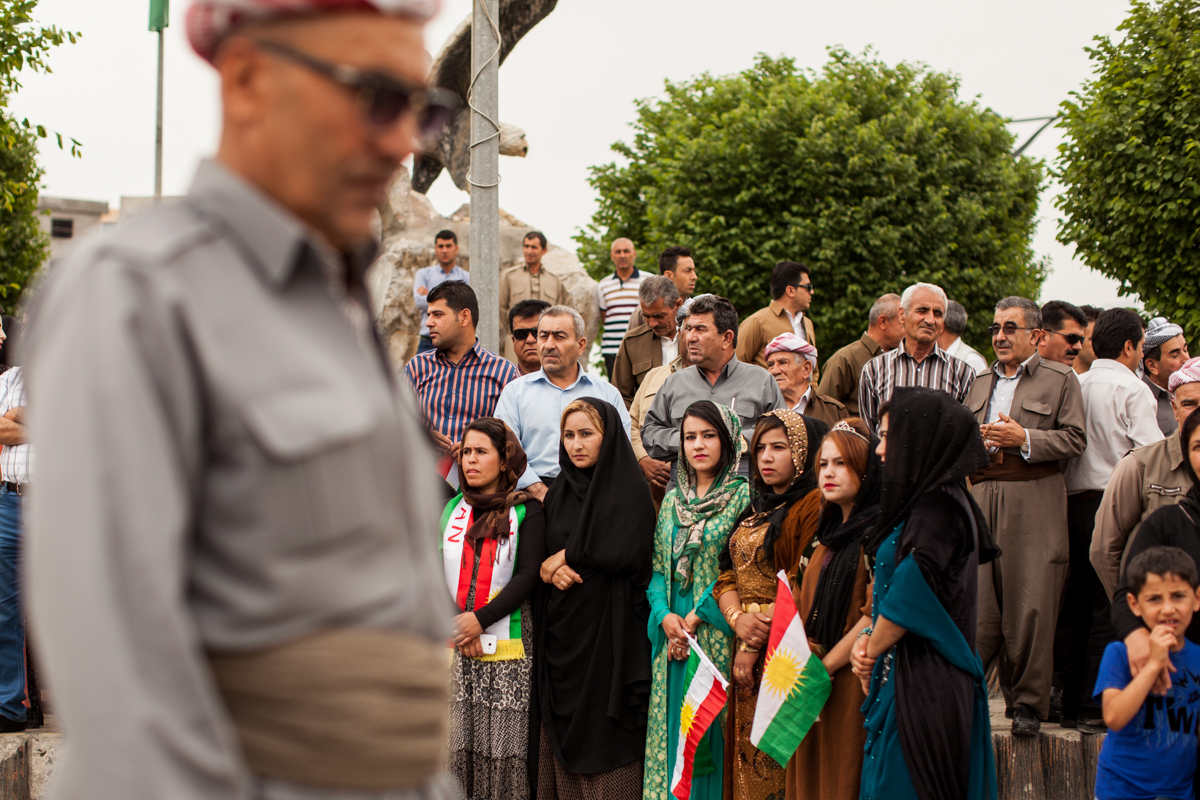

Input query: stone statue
[413,0,559,193]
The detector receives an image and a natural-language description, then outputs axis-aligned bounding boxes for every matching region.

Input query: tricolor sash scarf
[440,493,527,661]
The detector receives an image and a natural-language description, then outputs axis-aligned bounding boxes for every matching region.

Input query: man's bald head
[214,11,428,250]
[610,238,636,275]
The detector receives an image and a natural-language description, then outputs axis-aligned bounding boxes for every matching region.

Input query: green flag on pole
[149,0,169,32]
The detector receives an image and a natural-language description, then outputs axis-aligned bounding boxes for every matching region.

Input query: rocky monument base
[367,168,600,370]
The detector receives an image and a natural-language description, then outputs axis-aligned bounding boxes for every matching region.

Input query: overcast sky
[12,0,1136,308]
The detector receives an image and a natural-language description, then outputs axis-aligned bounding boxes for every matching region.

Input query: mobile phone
[480,634,498,655]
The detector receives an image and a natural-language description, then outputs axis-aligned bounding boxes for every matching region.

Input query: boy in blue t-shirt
[1094,545,1200,800]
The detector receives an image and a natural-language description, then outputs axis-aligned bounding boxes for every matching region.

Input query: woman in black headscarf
[536,397,655,800]
[851,388,999,800]
[787,417,881,800]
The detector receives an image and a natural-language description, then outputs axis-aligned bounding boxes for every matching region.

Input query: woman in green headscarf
[643,401,751,800]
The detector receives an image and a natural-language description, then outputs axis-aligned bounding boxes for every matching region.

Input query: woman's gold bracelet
[738,640,760,654]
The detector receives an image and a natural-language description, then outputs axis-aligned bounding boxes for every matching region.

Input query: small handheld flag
[668,634,729,800]
[749,570,832,766]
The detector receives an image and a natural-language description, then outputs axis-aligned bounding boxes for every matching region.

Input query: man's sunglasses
[257,40,459,137]
[1044,329,1086,347]
[512,328,539,341]
[987,323,1037,337]
[794,283,814,292]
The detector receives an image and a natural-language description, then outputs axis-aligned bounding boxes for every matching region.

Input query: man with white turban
[25,4,457,800]
[1141,316,1191,435]
[1093,355,1200,597]
[763,332,848,427]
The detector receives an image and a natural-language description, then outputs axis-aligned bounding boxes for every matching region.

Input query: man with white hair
[23,3,458,799]
[938,299,988,375]
[858,282,976,433]
[764,333,848,427]
[1141,316,1190,435]
[495,305,629,500]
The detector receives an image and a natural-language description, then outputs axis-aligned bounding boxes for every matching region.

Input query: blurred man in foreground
[25,4,456,800]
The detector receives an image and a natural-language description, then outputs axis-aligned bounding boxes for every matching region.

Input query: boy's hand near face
[1147,624,1178,672]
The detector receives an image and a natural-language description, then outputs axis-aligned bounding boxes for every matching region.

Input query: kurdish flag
[668,634,729,800]
[750,570,832,766]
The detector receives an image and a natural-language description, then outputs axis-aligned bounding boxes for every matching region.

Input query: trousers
[0,487,25,723]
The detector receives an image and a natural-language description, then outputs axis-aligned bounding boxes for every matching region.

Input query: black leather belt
[3,482,27,496]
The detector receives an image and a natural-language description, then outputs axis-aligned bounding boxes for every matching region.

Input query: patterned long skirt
[447,600,533,800]
[726,648,785,800]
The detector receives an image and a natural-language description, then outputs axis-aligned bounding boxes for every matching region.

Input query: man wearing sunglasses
[1036,300,1089,369]
[736,261,817,372]
[23,4,460,800]
[509,298,551,376]
[967,296,1086,736]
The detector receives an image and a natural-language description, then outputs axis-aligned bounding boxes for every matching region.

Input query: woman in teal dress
[643,401,751,800]
[850,388,999,800]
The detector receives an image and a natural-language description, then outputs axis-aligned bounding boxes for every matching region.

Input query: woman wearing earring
[706,408,826,800]
[643,400,752,800]
[443,417,546,800]
[537,398,655,800]
[787,417,882,800]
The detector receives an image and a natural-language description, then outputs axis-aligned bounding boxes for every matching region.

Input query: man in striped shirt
[596,238,644,378]
[404,281,519,452]
[858,282,976,433]
[0,363,28,732]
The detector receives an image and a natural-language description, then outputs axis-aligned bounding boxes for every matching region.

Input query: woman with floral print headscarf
[643,401,751,800]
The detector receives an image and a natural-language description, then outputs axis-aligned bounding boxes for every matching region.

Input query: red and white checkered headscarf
[1169,356,1200,394]
[187,0,440,63]
[764,333,818,367]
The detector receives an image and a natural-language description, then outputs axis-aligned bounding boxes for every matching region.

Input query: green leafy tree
[0,0,80,309]
[1057,0,1200,343]
[576,50,1047,358]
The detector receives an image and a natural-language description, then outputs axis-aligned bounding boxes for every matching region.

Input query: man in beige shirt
[499,230,570,362]
[1091,357,1200,597]
[736,261,817,369]
[816,293,902,416]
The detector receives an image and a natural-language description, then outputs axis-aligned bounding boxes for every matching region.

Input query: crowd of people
[7,4,1200,800]
[405,224,1200,799]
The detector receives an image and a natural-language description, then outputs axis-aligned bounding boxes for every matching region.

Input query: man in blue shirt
[413,229,469,354]
[495,305,629,502]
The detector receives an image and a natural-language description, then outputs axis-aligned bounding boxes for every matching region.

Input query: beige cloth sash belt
[207,628,448,791]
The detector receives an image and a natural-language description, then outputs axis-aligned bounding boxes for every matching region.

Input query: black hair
[769,261,810,301]
[1127,546,1200,595]
[434,229,458,245]
[1181,405,1200,490]
[427,280,478,328]
[1040,300,1088,332]
[688,294,739,348]
[1091,308,1145,360]
[1079,304,1103,323]
[659,245,693,274]
[508,298,551,332]
[523,230,547,250]
[682,400,735,478]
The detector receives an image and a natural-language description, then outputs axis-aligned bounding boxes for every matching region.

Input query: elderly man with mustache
[857,282,977,434]
[23,3,462,800]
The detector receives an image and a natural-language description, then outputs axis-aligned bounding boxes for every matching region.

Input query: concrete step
[0,733,59,800]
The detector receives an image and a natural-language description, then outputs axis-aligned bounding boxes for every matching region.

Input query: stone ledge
[0,733,61,800]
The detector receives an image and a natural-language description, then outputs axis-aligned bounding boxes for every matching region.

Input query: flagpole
[154,25,164,201]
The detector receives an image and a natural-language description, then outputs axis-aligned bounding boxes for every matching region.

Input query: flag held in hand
[750,570,832,766]
[668,634,728,800]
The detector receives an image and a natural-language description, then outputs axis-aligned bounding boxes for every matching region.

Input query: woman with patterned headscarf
[442,417,547,800]
[643,401,752,800]
[707,409,827,800]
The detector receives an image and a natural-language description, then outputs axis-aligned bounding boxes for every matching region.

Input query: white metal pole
[469,0,501,353]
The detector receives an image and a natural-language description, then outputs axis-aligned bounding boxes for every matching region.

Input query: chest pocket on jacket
[237,384,383,552]
[632,358,654,377]
[1021,398,1053,428]
[1148,483,1185,497]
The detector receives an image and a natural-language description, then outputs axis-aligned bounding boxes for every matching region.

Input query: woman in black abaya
[536,398,655,800]
[850,388,999,800]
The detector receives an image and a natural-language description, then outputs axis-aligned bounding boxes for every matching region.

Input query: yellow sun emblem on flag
[487,588,502,603]
[680,698,698,737]
[763,646,802,700]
